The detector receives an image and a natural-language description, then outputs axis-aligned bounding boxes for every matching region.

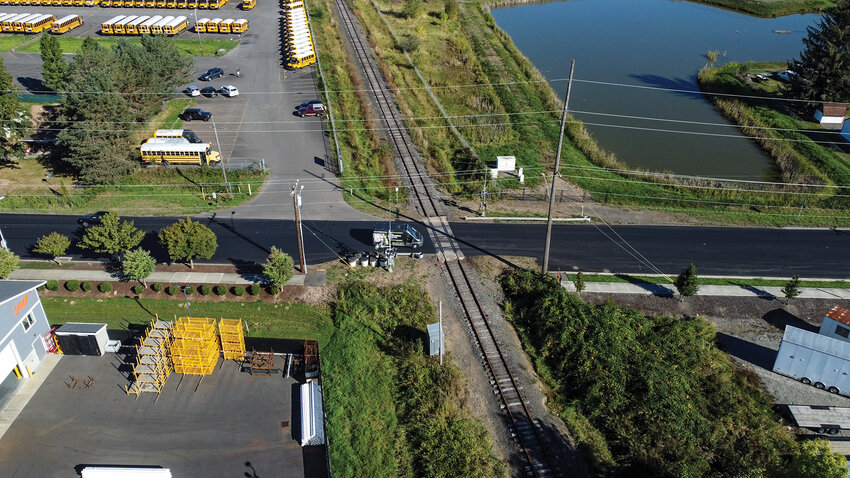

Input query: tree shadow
[17,76,49,94]
[229,258,262,282]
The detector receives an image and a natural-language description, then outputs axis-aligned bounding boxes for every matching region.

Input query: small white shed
[819,306,850,343]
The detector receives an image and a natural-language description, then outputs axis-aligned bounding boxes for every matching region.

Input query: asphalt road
[3,214,849,277]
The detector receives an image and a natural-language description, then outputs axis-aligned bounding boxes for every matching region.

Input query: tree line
[39,35,193,184]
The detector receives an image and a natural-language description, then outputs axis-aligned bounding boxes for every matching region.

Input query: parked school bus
[138,15,161,33]
[100,0,112,6]
[125,15,148,34]
[140,139,221,166]
[83,0,100,5]
[3,14,29,31]
[162,16,186,35]
[25,14,55,33]
[175,0,187,7]
[231,18,246,32]
[112,15,137,34]
[241,0,254,10]
[14,13,40,31]
[51,14,81,33]
[289,51,315,69]
[218,18,233,32]
[197,0,208,7]
[144,0,155,6]
[101,15,123,33]
[193,17,209,32]
[150,15,173,34]
[133,0,144,7]
[152,129,201,143]
[205,17,221,32]
[165,0,175,6]
[0,14,13,27]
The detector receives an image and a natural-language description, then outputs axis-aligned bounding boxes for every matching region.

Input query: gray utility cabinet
[774,325,850,397]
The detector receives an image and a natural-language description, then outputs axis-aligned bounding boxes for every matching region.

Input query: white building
[819,305,850,343]
[0,280,50,405]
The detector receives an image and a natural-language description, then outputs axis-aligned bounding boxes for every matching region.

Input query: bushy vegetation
[248,284,260,296]
[232,285,244,297]
[132,284,144,295]
[500,269,847,477]
[150,282,162,292]
[324,282,504,477]
[98,282,112,293]
[65,280,79,292]
[80,281,92,292]
[199,284,212,296]
[214,285,226,296]
[45,279,58,291]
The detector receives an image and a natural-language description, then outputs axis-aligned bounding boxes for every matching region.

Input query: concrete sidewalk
[9,268,308,286]
[559,280,850,299]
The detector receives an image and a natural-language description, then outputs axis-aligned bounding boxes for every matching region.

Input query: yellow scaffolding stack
[170,317,219,375]
[219,318,245,360]
[126,319,173,396]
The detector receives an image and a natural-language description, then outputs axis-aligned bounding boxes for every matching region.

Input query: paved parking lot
[0,0,373,221]
[0,354,306,478]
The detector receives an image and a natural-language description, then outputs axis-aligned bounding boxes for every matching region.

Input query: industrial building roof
[783,325,850,361]
[826,306,850,327]
[0,280,45,306]
[55,322,107,335]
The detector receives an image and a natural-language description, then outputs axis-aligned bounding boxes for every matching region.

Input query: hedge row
[41,281,266,297]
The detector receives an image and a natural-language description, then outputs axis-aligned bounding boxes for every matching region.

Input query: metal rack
[218,318,245,360]
[126,319,173,396]
[170,317,219,375]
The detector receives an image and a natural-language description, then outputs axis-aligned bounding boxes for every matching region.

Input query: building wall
[819,317,850,344]
[0,288,50,376]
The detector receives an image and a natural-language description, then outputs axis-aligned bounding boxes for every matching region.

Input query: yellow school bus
[241,0,253,9]
[144,0,155,6]
[208,0,223,8]
[125,15,148,34]
[193,17,208,32]
[186,0,197,8]
[176,0,187,7]
[205,17,220,32]
[14,13,40,31]
[162,15,186,35]
[197,0,208,8]
[83,0,100,5]
[217,18,233,32]
[25,14,55,33]
[141,139,221,166]
[100,0,113,7]
[288,50,315,69]
[3,13,28,31]
[111,0,124,7]
[230,18,246,33]
[51,14,82,33]
[101,15,123,33]
[137,15,161,33]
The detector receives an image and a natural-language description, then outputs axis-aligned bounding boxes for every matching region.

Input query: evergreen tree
[0,58,30,165]
[789,0,850,103]
[573,271,585,294]
[674,263,699,298]
[39,34,67,92]
[263,246,294,288]
[783,275,802,302]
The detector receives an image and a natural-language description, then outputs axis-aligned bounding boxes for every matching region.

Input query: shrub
[151,282,163,292]
[183,285,194,295]
[233,285,245,296]
[167,285,179,296]
[200,284,212,296]
[248,284,260,296]
[98,282,112,293]
[45,279,58,291]
[81,281,92,292]
[398,35,419,53]
[65,280,79,292]
[402,0,421,19]
[263,246,294,288]
[269,284,280,295]
[445,0,458,20]
[132,284,144,295]
[214,285,226,296]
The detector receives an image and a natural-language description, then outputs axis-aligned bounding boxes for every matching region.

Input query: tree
[78,212,144,256]
[674,263,699,298]
[402,0,422,19]
[158,217,217,268]
[789,0,850,103]
[263,246,294,288]
[573,271,585,294]
[0,57,30,165]
[445,0,458,20]
[122,248,156,286]
[783,275,802,302]
[32,232,70,264]
[40,33,67,92]
[0,247,20,278]
[779,440,848,478]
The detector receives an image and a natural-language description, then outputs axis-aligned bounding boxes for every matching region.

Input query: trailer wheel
[801,377,812,385]
[815,382,826,390]
[829,386,840,394]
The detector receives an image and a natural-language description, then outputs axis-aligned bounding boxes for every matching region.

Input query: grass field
[564,273,850,289]
[0,34,36,51]
[138,97,193,141]
[14,36,239,55]
[43,296,336,347]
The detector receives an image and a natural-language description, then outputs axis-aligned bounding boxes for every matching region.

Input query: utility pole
[543,59,575,275]
[193,8,203,56]
[291,182,307,274]
[211,118,230,194]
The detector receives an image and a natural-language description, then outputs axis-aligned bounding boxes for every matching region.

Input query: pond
[491,0,821,180]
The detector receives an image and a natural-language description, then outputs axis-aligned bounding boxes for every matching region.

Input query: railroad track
[333,1,559,476]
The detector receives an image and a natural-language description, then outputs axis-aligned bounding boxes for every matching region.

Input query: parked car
[219,85,239,97]
[297,99,323,110]
[78,211,110,227]
[200,86,218,98]
[199,67,224,81]
[181,108,212,122]
[185,85,200,97]
[297,103,325,117]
